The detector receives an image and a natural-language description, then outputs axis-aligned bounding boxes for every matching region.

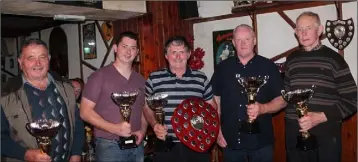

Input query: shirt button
[239,104,242,107]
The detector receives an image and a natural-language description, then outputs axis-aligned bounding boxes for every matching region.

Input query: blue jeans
[95,137,144,162]
[223,145,273,162]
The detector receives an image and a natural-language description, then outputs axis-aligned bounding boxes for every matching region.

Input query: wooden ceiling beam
[277,11,295,29]
[191,1,352,24]
[1,21,71,37]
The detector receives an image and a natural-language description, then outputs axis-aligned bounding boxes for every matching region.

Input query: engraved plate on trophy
[146,93,175,152]
[111,90,139,150]
[325,18,355,50]
[236,74,269,134]
[172,98,220,152]
[26,119,62,156]
[281,86,318,151]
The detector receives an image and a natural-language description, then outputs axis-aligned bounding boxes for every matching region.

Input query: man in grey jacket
[1,38,84,162]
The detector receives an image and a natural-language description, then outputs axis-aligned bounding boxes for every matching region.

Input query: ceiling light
[53,14,86,21]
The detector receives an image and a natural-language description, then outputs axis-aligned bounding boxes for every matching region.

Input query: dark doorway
[49,27,68,78]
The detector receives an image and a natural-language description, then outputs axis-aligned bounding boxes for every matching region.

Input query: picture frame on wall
[212,29,236,68]
[83,23,97,60]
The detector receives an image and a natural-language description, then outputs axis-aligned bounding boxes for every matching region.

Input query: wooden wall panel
[342,115,357,162]
[114,1,194,78]
[272,111,286,162]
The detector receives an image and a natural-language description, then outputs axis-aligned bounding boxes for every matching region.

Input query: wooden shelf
[231,1,303,14]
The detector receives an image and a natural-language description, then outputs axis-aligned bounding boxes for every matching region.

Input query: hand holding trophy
[281,86,318,151]
[111,90,139,150]
[236,74,269,134]
[146,93,175,152]
[26,118,62,157]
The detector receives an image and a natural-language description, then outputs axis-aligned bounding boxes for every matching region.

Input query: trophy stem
[155,110,168,141]
[120,105,131,123]
[295,104,308,118]
[302,131,310,139]
[247,93,256,123]
[155,108,165,125]
[247,92,256,104]
[296,104,310,139]
[247,119,255,123]
[37,137,52,155]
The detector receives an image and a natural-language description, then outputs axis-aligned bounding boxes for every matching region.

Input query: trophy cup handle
[25,123,35,136]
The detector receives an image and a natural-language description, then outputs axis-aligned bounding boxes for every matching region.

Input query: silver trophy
[26,119,62,156]
[236,74,269,134]
[281,87,317,151]
[111,90,139,150]
[146,93,174,152]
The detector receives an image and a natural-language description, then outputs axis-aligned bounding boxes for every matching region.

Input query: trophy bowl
[281,89,314,106]
[26,119,62,155]
[146,93,175,152]
[171,98,220,153]
[236,74,269,134]
[281,88,318,151]
[111,90,139,150]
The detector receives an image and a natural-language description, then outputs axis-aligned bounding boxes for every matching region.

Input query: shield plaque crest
[325,18,355,50]
[171,98,220,152]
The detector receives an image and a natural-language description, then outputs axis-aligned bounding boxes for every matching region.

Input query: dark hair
[69,78,84,88]
[115,31,139,48]
[19,38,48,58]
[69,78,84,103]
[164,36,192,55]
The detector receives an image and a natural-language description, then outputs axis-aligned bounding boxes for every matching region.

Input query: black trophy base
[118,135,138,150]
[154,136,175,152]
[240,121,260,134]
[296,134,318,151]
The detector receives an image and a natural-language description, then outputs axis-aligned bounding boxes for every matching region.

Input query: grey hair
[19,38,49,58]
[164,36,191,55]
[296,11,321,26]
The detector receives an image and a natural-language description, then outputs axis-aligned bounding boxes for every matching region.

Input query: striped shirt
[145,68,213,141]
[284,45,357,121]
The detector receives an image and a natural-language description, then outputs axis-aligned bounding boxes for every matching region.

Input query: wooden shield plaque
[325,18,355,50]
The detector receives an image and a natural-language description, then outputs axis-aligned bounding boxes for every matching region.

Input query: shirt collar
[165,67,192,77]
[301,43,323,52]
[235,53,258,65]
[22,73,54,87]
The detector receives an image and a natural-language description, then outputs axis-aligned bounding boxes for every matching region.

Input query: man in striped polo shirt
[144,36,215,162]
[284,11,357,162]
